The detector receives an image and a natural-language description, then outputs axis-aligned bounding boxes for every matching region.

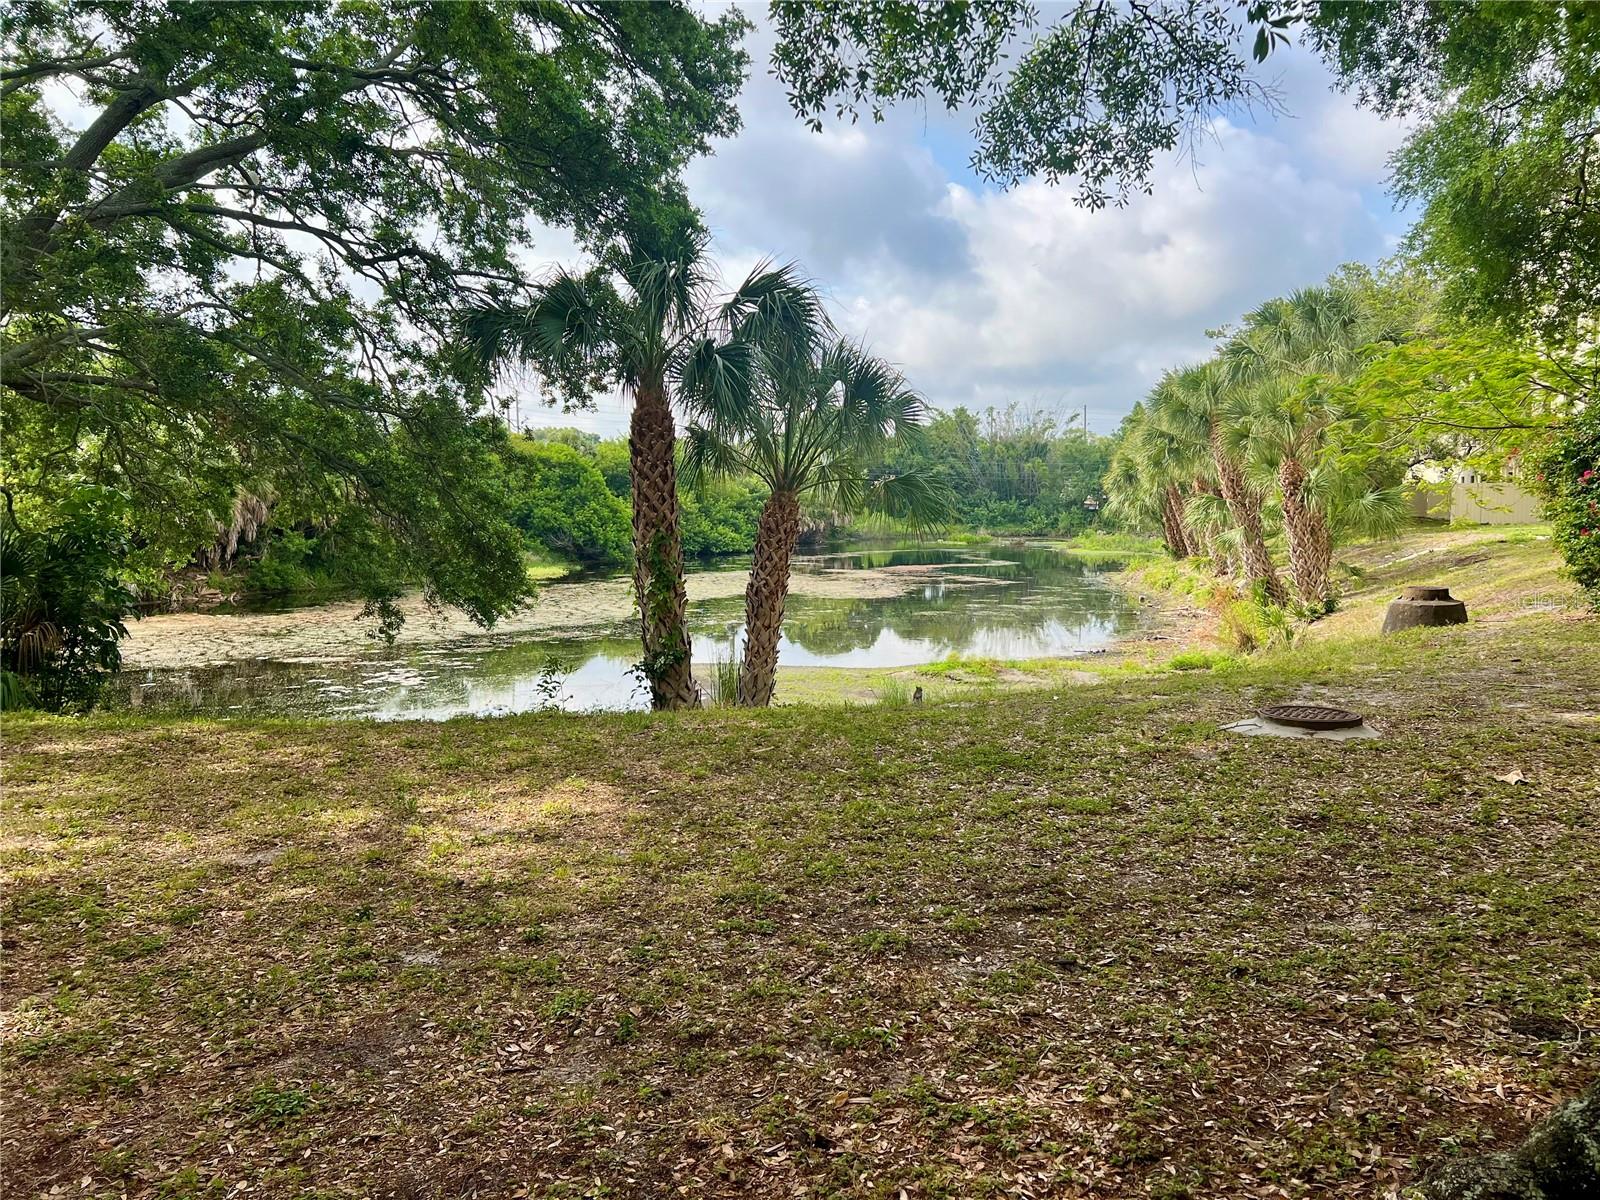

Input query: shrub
[1215,596,1296,653]
[1139,559,1217,603]
[1530,404,1600,609]
[679,480,765,558]
[0,492,135,712]
[244,531,317,594]
[876,678,911,706]
[505,438,631,565]
[706,655,740,706]
[1166,649,1237,672]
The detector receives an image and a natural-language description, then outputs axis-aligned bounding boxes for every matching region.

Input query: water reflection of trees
[780,550,1139,657]
[796,544,1125,578]
[798,546,978,571]
[122,547,1142,717]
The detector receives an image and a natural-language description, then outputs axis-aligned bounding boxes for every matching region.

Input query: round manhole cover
[1259,703,1364,730]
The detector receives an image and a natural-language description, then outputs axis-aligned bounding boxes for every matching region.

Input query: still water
[117,543,1143,719]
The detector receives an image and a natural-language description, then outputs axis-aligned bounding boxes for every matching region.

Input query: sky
[518,8,1417,443]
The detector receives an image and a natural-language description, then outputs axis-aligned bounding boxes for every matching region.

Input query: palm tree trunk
[630,383,697,710]
[1156,485,1184,557]
[1210,426,1286,604]
[737,490,801,707]
[1175,486,1201,561]
[1161,484,1192,557]
[1278,458,1331,609]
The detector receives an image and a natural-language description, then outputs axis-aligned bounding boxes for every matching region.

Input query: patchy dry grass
[1306,525,1576,640]
[3,532,1598,1199]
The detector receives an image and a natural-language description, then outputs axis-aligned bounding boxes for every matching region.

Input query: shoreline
[113,526,1566,716]
[748,558,1215,708]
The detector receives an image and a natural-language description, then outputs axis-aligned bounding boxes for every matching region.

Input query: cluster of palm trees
[464,237,951,709]
[1105,283,1406,612]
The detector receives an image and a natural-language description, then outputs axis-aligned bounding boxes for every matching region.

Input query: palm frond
[1183,489,1232,534]
[676,337,757,427]
[812,459,868,513]
[1150,363,1224,445]
[1102,435,1164,526]
[624,230,714,336]
[831,342,924,445]
[459,269,612,375]
[862,467,957,534]
[721,261,831,359]
[679,422,748,491]
[1332,483,1405,541]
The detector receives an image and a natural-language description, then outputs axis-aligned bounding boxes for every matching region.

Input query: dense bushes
[679,479,768,557]
[514,412,1117,561]
[190,430,781,607]
[505,439,632,565]
[154,417,1117,621]
[208,434,635,597]
[1532,403,1600,609]
[236,514,412,603]
[0,492,135,712]
[242,530,324,595]
[516,430,774,561]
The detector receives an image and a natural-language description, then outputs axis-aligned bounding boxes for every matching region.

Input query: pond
[114,542,1146,719]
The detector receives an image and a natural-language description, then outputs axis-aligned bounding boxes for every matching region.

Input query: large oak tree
[1,0,748,626]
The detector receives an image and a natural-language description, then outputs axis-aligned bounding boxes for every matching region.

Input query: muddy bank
[1098,566,1216,659]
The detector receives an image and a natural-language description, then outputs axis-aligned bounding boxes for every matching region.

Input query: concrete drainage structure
[1383,585,1468,634]
[1222,702,1379,741]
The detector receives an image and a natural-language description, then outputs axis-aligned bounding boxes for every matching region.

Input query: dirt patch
[436,777,625,838]
[1100,571,1217,661]
[408,778,630,882]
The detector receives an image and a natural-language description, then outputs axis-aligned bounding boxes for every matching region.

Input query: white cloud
[1299,100,1412,183]
[821,119,1386,429]
[1256,39,1416,187]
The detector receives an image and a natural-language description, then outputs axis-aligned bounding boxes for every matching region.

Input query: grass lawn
[3,530,1597,1198]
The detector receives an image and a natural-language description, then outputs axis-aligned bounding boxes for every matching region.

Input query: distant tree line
[879,406,1114,537]
[505,431,768,566]
[156,429,787,592]
[501,405,1116,570]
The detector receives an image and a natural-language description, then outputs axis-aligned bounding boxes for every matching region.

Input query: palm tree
[1224,285,1388,608]
[1152,363,1288,603]
[1142,407,1225,566]
[683,338,953,707]
[1223,288,1366,383]
[463,237,821,709]
[1105,402,1204,560]
[1182,485,1240,578]
[1104,408,1176,554]
[1240,373,1404,608]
